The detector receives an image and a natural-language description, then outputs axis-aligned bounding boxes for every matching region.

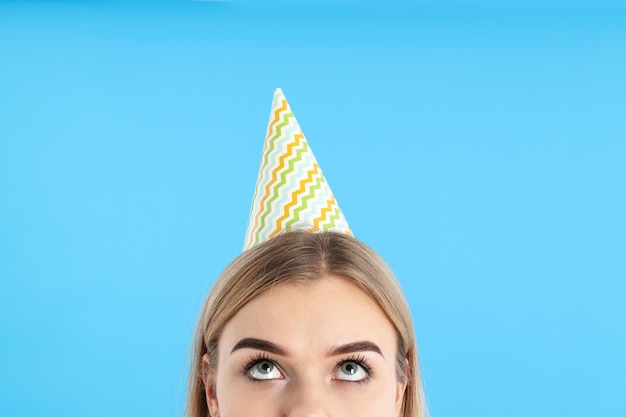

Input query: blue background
[1,1,625,416]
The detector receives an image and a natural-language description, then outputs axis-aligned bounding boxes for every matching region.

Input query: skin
[203,274,407,417]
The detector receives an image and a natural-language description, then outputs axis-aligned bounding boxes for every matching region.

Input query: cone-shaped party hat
[243,88,351,251]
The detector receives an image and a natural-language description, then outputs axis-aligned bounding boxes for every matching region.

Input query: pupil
[343,362,356,375]
[259,362,272,374]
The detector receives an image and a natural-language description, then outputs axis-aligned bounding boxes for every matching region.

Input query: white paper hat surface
[243,89,351,251]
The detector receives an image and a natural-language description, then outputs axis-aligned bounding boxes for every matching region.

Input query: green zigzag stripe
[253,110,294,244]
[257,110,293,179]
[322,205,343,231]
[256,125,309,243]
[285,173,325,230]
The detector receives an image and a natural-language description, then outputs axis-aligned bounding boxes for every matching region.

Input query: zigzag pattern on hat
[243,88,351,251]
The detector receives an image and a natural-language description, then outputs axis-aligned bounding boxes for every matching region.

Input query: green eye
[256,361,274,374]
[247,360,283,380]
[341,362,358,375]
[335,360,368,382]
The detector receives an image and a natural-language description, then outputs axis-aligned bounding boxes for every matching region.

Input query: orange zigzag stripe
[312,196,337,231]
[262,99,289,155]
[271,161,320,238]
[253,125,300,240]
[249,100,289,244]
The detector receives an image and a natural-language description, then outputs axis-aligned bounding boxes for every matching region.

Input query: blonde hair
[187,231,425,417]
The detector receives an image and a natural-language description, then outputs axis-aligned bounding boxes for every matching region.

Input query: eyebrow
[231,338,287,355]
[230,338,384,358]
[329,341,384,358]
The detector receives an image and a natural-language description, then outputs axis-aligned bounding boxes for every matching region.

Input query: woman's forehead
[218,275,398,358]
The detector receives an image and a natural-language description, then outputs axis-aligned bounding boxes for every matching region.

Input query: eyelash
[241,353,276,380]
[241,354,373,383]
[337,354,373,384]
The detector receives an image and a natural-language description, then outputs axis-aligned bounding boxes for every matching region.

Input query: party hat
[243,88,351,251]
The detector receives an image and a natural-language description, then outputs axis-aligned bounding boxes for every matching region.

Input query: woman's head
[188,231,424,417]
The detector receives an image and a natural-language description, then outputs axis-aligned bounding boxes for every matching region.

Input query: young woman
[187,231,425,417]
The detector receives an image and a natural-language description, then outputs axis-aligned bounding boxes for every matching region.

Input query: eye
[335,360,369,382]
[246,360,283,380]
